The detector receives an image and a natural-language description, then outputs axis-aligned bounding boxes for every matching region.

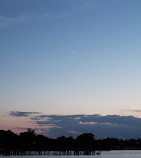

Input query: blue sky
[1,0,141,136]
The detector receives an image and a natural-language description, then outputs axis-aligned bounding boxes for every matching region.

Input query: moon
[72,50,76,55]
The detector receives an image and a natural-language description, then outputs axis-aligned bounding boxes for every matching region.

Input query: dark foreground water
[1,150,141,158]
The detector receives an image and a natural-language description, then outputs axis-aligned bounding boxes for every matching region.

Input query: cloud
[0,14,32,28]
[31,114,141,138]
[31,115,52,121]
[128,109,141,113]
[79,121,97,125]
[9,112,141,139]
[0,12,55,28]
[0,16,13,28]
[9,111,40,117]
[0,0,103,29]
[68,130,80,134]
[68,0,100,11]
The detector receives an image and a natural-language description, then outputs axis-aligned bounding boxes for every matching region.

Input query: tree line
[1,128,141,154]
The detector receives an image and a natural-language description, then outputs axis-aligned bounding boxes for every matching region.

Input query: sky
[1,0,141,138]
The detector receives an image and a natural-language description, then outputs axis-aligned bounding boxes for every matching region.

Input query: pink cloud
[68,130,80,134]
[79,121,97,125]
[100,122,112,125]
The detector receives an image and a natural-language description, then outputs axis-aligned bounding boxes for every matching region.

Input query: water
[101,150,141,158]
[1,151,141,158]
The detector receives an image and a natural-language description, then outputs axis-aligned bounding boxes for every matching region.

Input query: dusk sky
[1,0,141,138]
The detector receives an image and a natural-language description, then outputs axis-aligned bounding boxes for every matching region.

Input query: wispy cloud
[128,109,141,113]
[0,12,57,29]
[79,121,97,125]
[68,130,80,134]
[9,111,40,117]
[0,15,13,28]
[68,0,100,11]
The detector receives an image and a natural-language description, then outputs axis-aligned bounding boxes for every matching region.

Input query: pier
[0,149,101,156]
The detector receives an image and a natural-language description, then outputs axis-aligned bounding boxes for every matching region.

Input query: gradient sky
[1,0,141,136]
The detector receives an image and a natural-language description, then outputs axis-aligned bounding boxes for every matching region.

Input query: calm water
[1,151,141,158]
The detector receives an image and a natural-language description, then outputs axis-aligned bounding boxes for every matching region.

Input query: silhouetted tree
[19,128,36,149]
[1,129,141,155]
[76,133,95,150]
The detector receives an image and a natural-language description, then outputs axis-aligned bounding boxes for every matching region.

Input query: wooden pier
[0,149,101,156]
